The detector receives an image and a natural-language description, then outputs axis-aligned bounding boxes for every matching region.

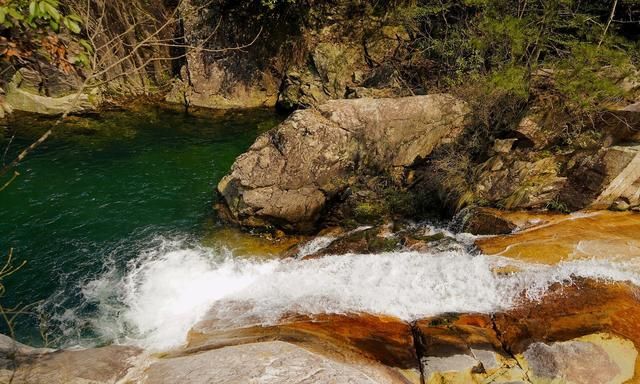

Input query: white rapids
[75,235,640,351]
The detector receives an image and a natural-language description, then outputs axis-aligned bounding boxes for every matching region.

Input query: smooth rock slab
[144,341,410,384]
[519,333,637,384]
[0,345,142,384]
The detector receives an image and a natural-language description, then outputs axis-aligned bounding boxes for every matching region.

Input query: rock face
[474,154,567,210]
[4,68,95,115]
[166,1,414,110]
[218,95,469,231]
[590,145,640,209]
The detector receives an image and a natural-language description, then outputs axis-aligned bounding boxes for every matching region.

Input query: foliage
[554,43,633,115]
[393,0,638,115]
[0,0,89,71]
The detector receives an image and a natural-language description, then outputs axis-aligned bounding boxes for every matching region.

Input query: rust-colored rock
[414,279,640,383]
[476,210,640,264]
[494,279,640,354]
[188,311,419,373]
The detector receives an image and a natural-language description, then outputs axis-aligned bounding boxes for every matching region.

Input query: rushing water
[2,107,640,352]
[0,107,281,346]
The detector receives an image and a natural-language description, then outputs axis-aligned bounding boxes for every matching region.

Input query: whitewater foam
[76,236,640,351]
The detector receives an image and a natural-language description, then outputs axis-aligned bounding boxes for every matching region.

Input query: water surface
[0,107,281,346]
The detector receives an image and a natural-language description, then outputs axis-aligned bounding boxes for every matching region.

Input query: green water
[0,107,280,346]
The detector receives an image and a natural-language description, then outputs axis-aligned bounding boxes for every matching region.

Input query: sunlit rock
[476,211,640,264]
[519,333,637,384]
[218,95,469,232]
[4,68,95,115]
[414,314,528,384]
[0,344,142,384]
[144,341,411,384]
[186,310,421,383]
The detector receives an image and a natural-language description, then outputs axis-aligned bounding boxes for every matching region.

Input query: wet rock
[414,280,640,383]
[187,311,421,383]
[610,198,631,211]
[218,95,469,232]
[494,279,640,353]
[455,207,517,235]
[476,211,640,264]
[299,226,403,257]
[145,341,412,384]
[414,314,527,383]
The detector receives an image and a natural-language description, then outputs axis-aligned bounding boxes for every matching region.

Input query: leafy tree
[0,0,88,72]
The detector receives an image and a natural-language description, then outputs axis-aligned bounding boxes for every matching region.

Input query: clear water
[0,107,281,346]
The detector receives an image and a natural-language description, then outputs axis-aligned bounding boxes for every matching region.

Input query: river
[1,108,639,353]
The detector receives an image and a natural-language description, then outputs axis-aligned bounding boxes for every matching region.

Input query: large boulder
[217,95,469,232]
[590,145,640,209]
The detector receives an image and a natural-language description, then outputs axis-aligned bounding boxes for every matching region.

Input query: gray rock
[218,94,469,231]
[5,69,94,115]
[590,145,640,209]
[144,341,408,384]
[0,343,142,384]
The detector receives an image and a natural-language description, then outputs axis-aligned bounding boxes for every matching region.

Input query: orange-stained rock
[187,311,418,372]
[494,279,640,354]
[413,314,528,383]
[183,308,421,383]
[414,279,640,383]
[476,211,640,264]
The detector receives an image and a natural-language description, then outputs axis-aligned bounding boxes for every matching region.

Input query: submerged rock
[217,95,469,232]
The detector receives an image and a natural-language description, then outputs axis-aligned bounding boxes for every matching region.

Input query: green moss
[353,202,386,224]
[367,235,400,253]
